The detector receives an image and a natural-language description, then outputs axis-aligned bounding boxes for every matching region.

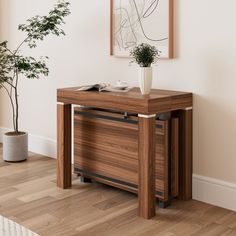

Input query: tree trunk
[14,86,19,133]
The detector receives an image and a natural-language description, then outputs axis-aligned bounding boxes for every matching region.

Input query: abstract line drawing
[110,0,173,58]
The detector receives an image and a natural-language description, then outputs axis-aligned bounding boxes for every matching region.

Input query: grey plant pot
[3,132,28,162]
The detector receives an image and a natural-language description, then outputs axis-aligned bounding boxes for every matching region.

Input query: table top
[57,87,193,115]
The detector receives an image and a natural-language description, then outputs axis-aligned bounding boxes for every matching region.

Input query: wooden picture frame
[110,0,173,58]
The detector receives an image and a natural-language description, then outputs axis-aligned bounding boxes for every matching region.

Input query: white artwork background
[113,0,169,57]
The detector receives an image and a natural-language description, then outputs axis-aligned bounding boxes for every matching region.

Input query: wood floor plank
[191,223,231,236]
[0,144,235,236]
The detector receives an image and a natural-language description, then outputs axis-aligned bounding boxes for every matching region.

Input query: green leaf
[130,43,160,67]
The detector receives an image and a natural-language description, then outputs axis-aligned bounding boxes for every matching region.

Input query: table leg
[138,114,156,219]
[178,108,193,200]
[57,103,72,189]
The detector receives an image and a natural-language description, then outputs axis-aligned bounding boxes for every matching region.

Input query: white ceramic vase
[138,67,153,95]
[3,132,28,162]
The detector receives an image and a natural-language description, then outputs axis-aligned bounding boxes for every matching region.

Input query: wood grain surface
[178,109,193,200]
[57,87,193,220]
[57,87,192,115]
[138,116,156,219]
[73,109,170,202]
[171,118,179,197]
[57,104,72,189]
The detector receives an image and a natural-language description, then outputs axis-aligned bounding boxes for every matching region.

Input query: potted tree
[130,43,160,95]
[0,0,70,162]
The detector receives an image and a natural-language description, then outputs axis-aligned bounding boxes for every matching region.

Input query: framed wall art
[110,0,173,58]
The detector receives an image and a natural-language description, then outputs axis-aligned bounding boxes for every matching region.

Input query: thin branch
[10,70,16,96]
[15,70,19,89]
[14,71,19,133]
[4,80,16,89]
[14,36,30,55]
[2,84,16,131]
[1,45,14,55]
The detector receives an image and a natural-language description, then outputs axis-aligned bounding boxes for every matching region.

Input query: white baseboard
[0,127,56,158]
[28,134,56,158]
[193,174,236,212]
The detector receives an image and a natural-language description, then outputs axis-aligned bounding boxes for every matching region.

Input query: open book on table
[77,83,133,93]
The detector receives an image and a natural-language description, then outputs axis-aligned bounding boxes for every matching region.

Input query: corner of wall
[193,174,236,212]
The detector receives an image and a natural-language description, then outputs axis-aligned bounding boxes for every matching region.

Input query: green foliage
[130,43,160,67]
[18,1,70,48]
[16,56,49,79]
[0,41,13,86]
[0,0,70,133]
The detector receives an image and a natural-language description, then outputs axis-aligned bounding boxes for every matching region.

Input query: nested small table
[57,87,193,219]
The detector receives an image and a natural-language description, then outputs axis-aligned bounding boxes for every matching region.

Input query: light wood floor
[0,144,236,236]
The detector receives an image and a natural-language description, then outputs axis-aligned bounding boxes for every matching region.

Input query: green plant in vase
[0,0,70,162]
[130,43,159,95]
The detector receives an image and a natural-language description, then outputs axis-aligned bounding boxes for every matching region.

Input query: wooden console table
[57,87,193,219]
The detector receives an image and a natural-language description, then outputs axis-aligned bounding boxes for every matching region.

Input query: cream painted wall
[1,0,236,186]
